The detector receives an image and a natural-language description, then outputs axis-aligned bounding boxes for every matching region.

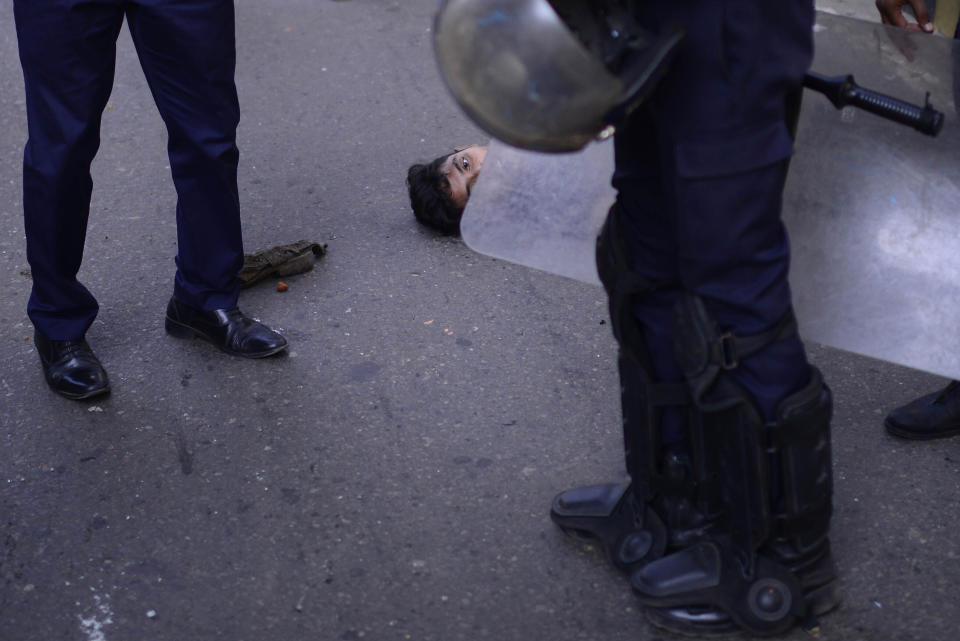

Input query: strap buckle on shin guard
[672,293,798,407]
[719,333,738,370]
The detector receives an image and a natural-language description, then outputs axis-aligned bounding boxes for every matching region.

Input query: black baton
[803,71,944,137]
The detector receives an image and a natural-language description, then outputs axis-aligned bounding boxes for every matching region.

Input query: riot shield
[460,11,960,380]
[461,138,613,285]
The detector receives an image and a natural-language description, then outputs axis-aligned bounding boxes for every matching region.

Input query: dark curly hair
[406,154,463,235]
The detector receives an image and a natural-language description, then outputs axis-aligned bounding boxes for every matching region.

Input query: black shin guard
[551,208,721,572]
[631,294,838,636]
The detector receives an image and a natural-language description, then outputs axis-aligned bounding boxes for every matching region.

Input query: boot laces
[58,341,89,358]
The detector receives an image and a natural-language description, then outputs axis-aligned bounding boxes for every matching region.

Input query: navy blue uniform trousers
[14,0,244,340]
[613,0,816,444]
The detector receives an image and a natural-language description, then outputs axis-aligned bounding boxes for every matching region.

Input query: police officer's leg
[551,110,725,576]
[615,1,838,634]
[623,123,840,639]
[124,0,286,358]
[615,134,838,634]
[14,0,125,340]
[624,104,838,641]
[124,0,243,312]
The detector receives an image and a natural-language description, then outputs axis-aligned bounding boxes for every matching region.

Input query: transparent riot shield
[461,138,613,285]
[460,11,960,379]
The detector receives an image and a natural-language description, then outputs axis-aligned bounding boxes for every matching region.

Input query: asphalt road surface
[1,2,958,640]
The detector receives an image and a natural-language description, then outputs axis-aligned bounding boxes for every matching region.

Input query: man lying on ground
[406,144,487,235]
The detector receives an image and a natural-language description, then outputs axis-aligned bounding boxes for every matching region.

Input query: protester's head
[407,145,487,235]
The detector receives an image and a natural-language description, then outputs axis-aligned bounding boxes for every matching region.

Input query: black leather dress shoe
[34,332,110,400]
[885,380,960,440]
[164,297,288,359]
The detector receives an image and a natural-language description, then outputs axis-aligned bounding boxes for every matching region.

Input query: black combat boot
[885,381,960,440]
[632,366,841,637]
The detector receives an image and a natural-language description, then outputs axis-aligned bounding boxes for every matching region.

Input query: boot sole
[643,575,842,638]
[884,418,960,440]
[644,607,739,638]
[51,384,111,401]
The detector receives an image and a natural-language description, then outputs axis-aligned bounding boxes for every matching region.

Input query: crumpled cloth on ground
[239,240,327,288]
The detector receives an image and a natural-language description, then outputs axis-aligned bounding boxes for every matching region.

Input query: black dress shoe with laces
[34,332,110,400]
[885,380,960,440]
[164,297,288,359]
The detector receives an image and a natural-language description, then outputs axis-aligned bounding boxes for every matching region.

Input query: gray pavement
[1,2,959,641]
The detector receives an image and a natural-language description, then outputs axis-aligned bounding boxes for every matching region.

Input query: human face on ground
[442,145,487,208]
